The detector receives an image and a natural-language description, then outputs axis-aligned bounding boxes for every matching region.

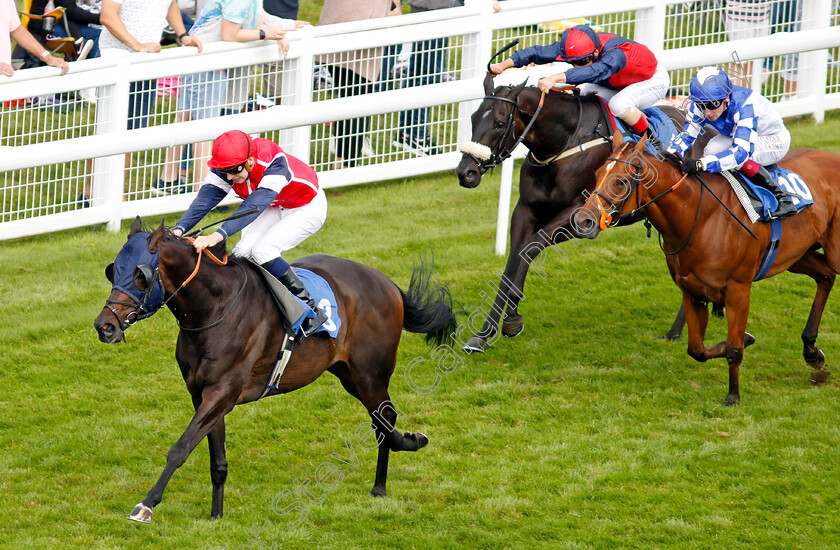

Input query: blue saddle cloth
[614,106,681,156]
[732,167,813,222]
[289,268,341,338]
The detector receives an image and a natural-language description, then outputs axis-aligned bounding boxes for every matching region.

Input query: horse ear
[636,131,648,152]
[483,72,495,96]
[612,128,624,153]
[128,216,143,239]
[510,79,528,99]
[148,220,166,253]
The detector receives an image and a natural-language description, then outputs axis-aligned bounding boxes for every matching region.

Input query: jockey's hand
[172,229,183,237]
[537,73,567,93]
[192,231,224,252]
[488,58,514,75]
[680,157,703,175]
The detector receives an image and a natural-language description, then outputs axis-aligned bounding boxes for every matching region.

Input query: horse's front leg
[720,284,753,406]
[128,385,236,524]
[502,206,583,338]
[464,201,536,353]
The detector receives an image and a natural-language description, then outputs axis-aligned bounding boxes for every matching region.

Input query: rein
[590,148,758,255]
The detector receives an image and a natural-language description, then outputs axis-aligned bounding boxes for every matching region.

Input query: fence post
[802,0,831,123]
[286,26,315,160]
[94,53,131,232]
[634,0,666,51]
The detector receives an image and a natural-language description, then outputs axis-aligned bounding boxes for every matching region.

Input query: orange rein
[591,143,689,230]
[180,237,228,287]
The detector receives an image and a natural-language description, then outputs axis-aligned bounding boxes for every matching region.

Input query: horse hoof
[502,316,523,338]
[127,502,153,524]
[658,331,681,342]
[723,394,740,406]
[804,347,825,369]
[744,332,756,348]
[463,336,487,353]
[403,431,429,450]
[370,487,387,498]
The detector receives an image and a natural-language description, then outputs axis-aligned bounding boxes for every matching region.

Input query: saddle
[722,166,814,223]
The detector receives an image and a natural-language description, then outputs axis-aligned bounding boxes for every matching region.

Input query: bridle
[466,88,551,174]
[588,143,702,255]
[104,240,248,333]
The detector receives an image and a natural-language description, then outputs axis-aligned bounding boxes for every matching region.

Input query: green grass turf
[2,112,840,548]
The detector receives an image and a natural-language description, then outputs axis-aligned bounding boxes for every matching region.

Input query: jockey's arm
[509,43,564,68]
[173,176,230,235]
[563,49,625,86]
[700,115,756,173]
[667,104,705,157]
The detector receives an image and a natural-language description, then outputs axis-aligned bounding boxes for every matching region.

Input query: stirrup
[767,200,796,220]
[299,307,329,339]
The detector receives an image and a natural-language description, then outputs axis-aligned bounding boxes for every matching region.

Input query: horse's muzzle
[456,155,482,189]
[572,207,602,240]
[94,309,127,343]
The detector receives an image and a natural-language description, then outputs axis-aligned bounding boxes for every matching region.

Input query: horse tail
[399,259,458,347]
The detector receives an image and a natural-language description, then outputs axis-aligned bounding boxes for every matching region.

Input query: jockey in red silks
[172,130,329,337]
[489,24,670,151]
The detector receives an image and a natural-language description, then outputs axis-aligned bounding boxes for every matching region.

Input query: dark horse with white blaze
[94,218,456,523]
[576,134,840,405]
[455,74,717,352]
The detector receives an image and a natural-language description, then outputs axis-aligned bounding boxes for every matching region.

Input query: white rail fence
[1,0,839,243]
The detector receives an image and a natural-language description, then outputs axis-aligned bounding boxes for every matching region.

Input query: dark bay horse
[575,133,840,405]
[94,218,457,523]
[455,74,716,352]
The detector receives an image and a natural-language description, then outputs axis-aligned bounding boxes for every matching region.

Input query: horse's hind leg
[331,361,426,498]
[787,251,835,383]
[208,418,227,519]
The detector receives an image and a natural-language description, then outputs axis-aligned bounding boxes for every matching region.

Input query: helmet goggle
[569,54,595,66]
[218,162,248,175]
[695,98,725,111]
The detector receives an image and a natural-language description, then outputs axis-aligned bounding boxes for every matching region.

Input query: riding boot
[278,267,329,338]
[748,166,796,220]
[263,259,329,338]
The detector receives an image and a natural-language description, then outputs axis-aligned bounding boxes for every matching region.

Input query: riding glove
[680,157,703,175]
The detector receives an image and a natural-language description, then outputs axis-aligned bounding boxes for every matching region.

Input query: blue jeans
[398,37,447,140]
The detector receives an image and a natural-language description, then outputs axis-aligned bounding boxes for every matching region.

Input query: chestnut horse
[575,132,840,405]
[455,74,716,352]
[94,218,456,523]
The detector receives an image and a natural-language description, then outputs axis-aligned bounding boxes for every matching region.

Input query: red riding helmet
[207,130,253,169]
[559,25,599,62]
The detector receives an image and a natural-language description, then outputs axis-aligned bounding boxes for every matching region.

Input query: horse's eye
[494,121,505,129]
[133,264,153,291]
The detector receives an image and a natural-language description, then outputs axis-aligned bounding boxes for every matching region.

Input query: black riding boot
[750,166,796,220]
[264,259,329,338]
[278,266,329,337]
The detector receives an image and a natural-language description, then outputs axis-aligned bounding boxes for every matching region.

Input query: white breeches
[232,188,328,264]
[579,65,671,119]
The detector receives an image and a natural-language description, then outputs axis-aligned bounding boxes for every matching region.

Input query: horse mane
[162,229,231,262]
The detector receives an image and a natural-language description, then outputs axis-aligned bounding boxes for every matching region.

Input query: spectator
[76,0,202,205]
[55,0,103,59]
[775,0,801,99]
[152,0,290,195]
[392,0,462,156]
[724,0,771,86]
[260,0,308,105]
[316,0,391,169]
[2,0,69,76]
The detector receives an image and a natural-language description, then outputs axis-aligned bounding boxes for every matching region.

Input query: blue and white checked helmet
[688,66,733,108]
